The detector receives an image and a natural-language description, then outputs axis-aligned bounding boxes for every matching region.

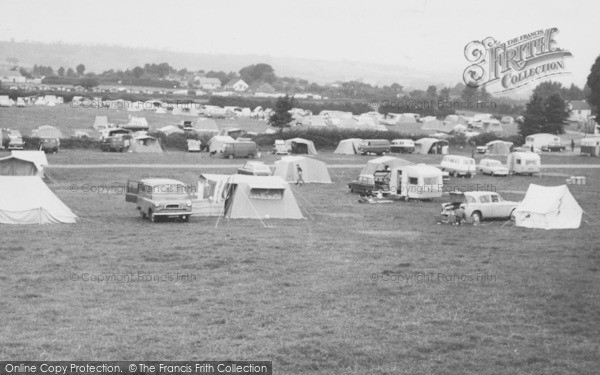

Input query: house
[249,81,276,94]
[224,79,249,92]
[0,70,26,83]
[197,77,222,90]
[568,100,592,123]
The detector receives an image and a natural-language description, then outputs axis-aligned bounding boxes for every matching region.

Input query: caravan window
[409,177,419,185]
[516,159,521,164]
[250,188,284,200]
[423,177,437,185]
[526,160,537,165]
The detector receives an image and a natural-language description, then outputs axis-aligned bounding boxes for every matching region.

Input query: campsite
[2,1,600,372]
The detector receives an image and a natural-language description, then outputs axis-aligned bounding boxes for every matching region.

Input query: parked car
[390,139,415,153]
[237,161,272,176]
[440,155,476,177]
[476,146,487,154]
[221,141,258,159]
[441,191,519,223]
[125,178,192,222]
[478,159,509,176]
[348,175,376,194]
[40,138,60,153]
[7,132,24,150]
[543,144,566,152]
[101,136,126,152]
[272,139,289,155]
[357,139,391,155]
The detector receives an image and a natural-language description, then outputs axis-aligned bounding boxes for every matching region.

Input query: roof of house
[224,78,247,87]
[248,81,276,93]
[197,77,222,85]
[570,100,591,111]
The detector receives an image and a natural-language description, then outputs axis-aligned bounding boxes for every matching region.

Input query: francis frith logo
[463,27,572,93]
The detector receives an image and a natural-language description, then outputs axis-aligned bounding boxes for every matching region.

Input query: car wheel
[471,211,482,223]
[350,187,355,193]
[509,209,516,221]
[181,215,189,222]
[228,154,234,159]
[149,210,158,223]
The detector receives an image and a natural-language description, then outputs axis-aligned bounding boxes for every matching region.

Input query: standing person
[296,164,304,186]
[571,139,575,151]
[471,149,475,159]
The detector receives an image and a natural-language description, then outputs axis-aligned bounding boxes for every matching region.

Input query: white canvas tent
[360,156,413,176]
[414,138,449,154]
[208,135,235,153]
[514,184,582,230]
[274,156,332,183]
[284,138,317,155]
[93,116,110,131]
[0,156,41,177]
[128,135,163,153]
[10,151,48,177]
[223,175,304,219]
[192,174,230,216]
[158,125,184,136]
[334,138,363,154]
[121,116,149,131]
[486,140,513,155]
[194,118,220,133]
[0,176,77,224]
[32,125,62,139]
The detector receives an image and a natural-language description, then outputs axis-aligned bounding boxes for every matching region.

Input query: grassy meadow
[0,148,599,374]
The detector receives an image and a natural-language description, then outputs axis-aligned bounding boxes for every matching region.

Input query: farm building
[273,156,332,184]
[224,79,249,92]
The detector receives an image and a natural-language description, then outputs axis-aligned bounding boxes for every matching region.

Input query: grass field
[1,149,600,374]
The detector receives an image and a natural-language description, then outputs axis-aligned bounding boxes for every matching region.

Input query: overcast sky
[2,0,598,90]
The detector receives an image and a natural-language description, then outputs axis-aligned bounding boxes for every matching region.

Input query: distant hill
[0,40,453,89]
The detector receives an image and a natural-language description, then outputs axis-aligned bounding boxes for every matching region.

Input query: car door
[125,180,139,203]
[491,194,511,217]
[479,194,493,217]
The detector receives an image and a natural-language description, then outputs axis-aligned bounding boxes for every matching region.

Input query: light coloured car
[237,161,272,176]
[479,159,509,176]
[440,155,476,178]
[441,191,519,223]
[126,178,192,222]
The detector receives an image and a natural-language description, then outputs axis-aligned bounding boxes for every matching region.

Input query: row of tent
[334,138,449,155]
[0,95,64,107]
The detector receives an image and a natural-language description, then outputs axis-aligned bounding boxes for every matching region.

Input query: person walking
[296,164,304,186]
[571,139,575,151]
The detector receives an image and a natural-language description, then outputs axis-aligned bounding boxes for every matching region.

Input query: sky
[2,0,599,93]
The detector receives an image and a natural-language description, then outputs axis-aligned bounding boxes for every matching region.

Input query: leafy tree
[520,93,545,137]
[269,95,294,134]
[426,85,438,99]
[460,85,478,103]
[78,77,99,89]
[19,68,32,79]
[76,64,86,76]
[132,66,144,79]
[587,54,600,122]
[239,63,276,84]
[543,93,569,134]
[66,68,76,77]
[439,87,451,101]
[57,67,65,77]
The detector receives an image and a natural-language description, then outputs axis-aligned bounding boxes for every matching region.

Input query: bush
[468,132,525,146]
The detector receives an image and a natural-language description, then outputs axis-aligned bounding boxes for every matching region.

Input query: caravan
[507,152,541,175]
[387,165,444,200]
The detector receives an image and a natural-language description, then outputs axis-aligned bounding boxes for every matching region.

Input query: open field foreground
[1,161,600,374]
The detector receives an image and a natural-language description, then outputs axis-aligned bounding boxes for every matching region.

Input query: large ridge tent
[414,138,449,154]
[0,176,77,224]
[223,175,304,219]
[334,138,363,154]
[11,151,48,177]
[514,184,582,230]
[0,156,41,177]
[158,125,184,136]
[194,118,220,133]
[273,156,332,183]
[300,116,328,127]
[284,138,317,155]
[128,135,163,153]
[486,140,513,155]
[192,174,230,216]
[32,125,62,139]
[121,116,149,131]
[360,156,413,176]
